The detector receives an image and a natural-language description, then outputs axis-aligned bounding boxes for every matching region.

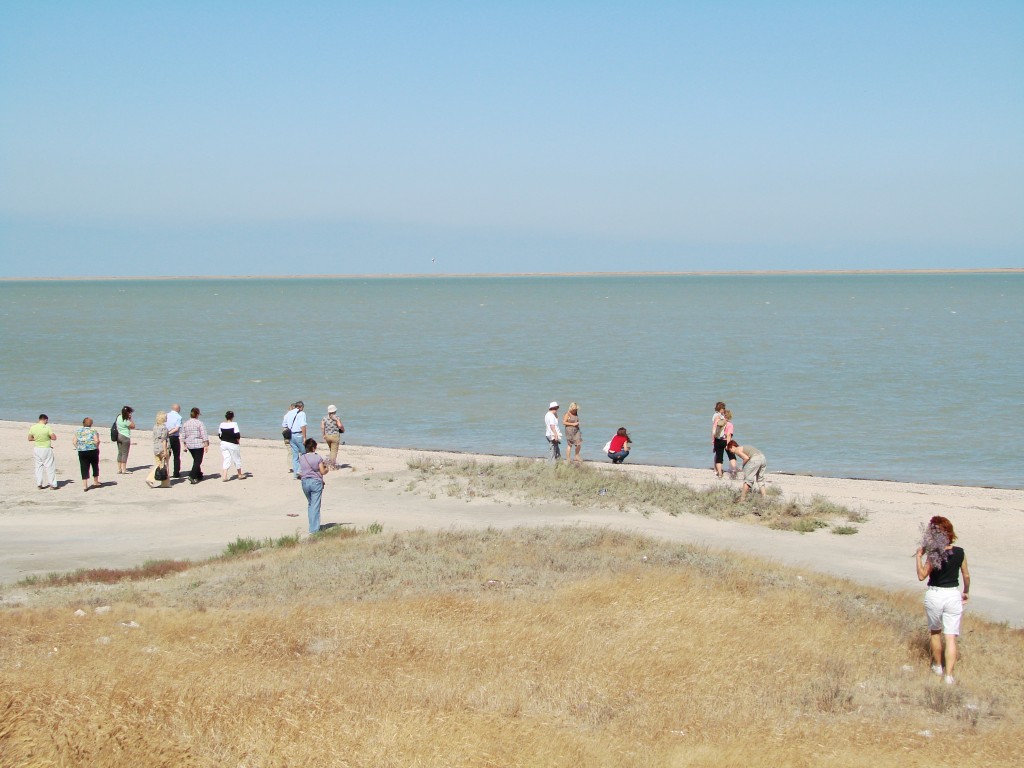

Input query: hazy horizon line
[2,268,1022,282]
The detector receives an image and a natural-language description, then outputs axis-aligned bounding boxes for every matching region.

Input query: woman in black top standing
[916,515,971,684]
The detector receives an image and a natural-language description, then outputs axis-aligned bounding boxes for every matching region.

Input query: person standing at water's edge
[563,402,582,465]
[28,414,58,489]
[282,401,307,477]
[545,402,562,462]
[166,404,182,479]
[916,516,970,685]
[298,438,328,534]
[73,417,101,491]
[712,401,730,478]
[181,407,209,484]
[115,405,135,474]
[322,404,344,469]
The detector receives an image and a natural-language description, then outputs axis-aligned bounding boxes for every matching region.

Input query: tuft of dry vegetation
[1,527,1020,767]
[17,559,193,588]
[406,458,866,531]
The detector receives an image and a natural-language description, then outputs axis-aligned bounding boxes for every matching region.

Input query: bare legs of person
[739,482,767,502]
[930,630,958,682]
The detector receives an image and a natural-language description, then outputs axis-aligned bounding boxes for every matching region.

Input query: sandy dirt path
[2,420,1021,626]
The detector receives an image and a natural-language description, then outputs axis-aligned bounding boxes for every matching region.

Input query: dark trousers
[188,447,204,481]
[168,435,182,477]
[77,449,100,480]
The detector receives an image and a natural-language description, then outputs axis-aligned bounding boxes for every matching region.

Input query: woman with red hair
[915,516,971,684]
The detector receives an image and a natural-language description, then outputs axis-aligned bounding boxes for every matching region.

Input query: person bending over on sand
[146,411,170,489]
[606,427,631,464]
[727,440,766,501]
[219,410,244,481]
[181,407,209,484]
[282,401,307,477]
[298,438,328,534]
[712,401,729,478]
[28,414,58,489]
[563,402,582,464]
[115,405,136,475]
[545,402,562,462]
[916,516,970,685]
[74,417,101,491]
[321,404,345,469]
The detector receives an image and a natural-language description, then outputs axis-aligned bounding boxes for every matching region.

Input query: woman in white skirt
[218,410,244,481]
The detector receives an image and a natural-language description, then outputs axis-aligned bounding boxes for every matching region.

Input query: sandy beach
[3,419,1022,626]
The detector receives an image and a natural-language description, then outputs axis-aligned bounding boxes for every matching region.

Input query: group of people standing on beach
[543,399,768,502]
[27,404,247,492]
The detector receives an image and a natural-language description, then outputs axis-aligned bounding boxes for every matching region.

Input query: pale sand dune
[2,420,1022,626]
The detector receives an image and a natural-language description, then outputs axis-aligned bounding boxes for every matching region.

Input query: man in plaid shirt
[181,407,209,484]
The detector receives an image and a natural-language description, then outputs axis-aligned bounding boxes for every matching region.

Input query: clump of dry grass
[17,559,193,588]
[1,527,1020,767]
[407,458,863,532]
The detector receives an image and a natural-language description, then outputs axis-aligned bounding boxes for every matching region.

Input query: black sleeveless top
[928,547,964,588]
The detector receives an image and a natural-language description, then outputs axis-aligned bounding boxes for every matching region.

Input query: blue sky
[1,2,1022,276]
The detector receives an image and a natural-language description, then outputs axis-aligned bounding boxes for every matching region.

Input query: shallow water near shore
[1,273,1021,488]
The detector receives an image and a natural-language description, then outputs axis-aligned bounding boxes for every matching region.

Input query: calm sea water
[1,274,1021,488]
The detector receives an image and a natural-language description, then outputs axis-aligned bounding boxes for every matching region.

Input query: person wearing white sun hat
[321,405,345,469]
[544,402,562,463]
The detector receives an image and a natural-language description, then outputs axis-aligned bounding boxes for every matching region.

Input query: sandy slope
[2,420,1021,626]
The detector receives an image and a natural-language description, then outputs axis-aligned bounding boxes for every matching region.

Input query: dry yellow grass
[2,527,1021,767]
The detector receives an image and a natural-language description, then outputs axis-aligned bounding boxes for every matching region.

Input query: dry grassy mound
[1,527,1020,767]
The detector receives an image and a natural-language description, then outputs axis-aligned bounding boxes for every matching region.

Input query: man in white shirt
[166,404,183,479]
[544,402,562,462]
[282,401,307,477]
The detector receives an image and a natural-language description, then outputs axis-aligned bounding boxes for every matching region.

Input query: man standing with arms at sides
[28,414,58,489]
[282,401,307,477]
[545,402,562,463]
[166,404,183,479]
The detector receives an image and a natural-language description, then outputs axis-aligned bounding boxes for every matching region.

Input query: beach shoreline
[3,419,1022,626]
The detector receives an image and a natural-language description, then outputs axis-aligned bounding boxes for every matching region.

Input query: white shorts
[924,586,963,635]
[221,442,242,470]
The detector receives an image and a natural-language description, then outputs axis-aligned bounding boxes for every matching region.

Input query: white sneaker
[945,675,955,685]
[931,664,943,676]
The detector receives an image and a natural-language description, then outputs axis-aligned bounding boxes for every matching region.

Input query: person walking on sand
[298,438,328,534]
[727,440,766,501]
[166,403,183,479]
[563,402,582,464]
[321,405,345,469]
[282,401,307,477]
[181,407,209,484]
[916,516,971,685]
[73,417,102,491]
[146,411,170,489]
[219,410,244,481]
[115,405,136,474]
[545,402,562,462]
[28,414,58,489]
